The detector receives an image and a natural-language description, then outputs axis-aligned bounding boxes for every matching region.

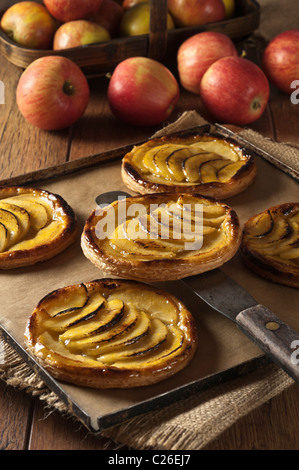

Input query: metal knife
[95,191,299,383]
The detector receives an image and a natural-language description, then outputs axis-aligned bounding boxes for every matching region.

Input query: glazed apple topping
[25,280,195,371]
[0,192,65,253]
[99,194,234,261]
[242,204,299,267]
[126,136,248,185]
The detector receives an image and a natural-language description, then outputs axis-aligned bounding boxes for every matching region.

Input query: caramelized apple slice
[36,331,99,366]
[8,220,63,252]
[182,153,215,182]
[0,222,8,253]
[43,292,105,332]
[87,310,151,356]
[98,318,168,364]
[112,324,184,367]
[59,299,125,342]
[67,303,139,352]
[217,161,245,182]
[108,287,179,324]
[0,202,30,237]
[0,208,22,245]
[38,283,88,318]
[3,197,50,230]
[190,140,239,162]
[200,159,231,183]
[166,147,193,182]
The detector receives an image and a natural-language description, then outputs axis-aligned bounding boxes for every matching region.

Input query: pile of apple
[3,1,298,130]
[1,0,235,52]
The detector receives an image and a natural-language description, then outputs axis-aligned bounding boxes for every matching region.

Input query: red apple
[0,1,57,49]
[177,32,238,94]
[107,57,180,126]
[43,0,103,22]
[262,29,299,95]
[167,0,225,27]
[53,20,110,50]
[16,56,90,130]
[200,56,270,125]
[90,0,124,37]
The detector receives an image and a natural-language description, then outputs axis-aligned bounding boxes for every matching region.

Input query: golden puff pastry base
[241,203,299,288]
[0,186,78,269]
[25,278,198,389]
[81,193,242,282]
[121,132,257,199]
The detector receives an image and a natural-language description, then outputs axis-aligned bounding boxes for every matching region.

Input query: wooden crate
[0,0,260,75]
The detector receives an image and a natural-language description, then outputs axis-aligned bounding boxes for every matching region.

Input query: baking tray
[0,124,298,433]
[0,0,260,74]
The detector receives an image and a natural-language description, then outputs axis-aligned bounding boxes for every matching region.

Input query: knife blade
[95,190,299,383]
[183,270,299,383]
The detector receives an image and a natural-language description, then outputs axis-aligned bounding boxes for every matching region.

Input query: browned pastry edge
[25,278,198,389]
[121,132,257,199]
[81,192,242,282]
[241,203,299,288]
[0,186,78,269]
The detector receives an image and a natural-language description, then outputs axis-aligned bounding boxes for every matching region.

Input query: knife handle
[236,304,299,383]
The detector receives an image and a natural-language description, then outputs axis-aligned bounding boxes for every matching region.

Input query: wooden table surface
[0,37,299,451]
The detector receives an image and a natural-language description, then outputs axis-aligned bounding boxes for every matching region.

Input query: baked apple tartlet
[81,193,241,281]
[121,132,256,199]
[241,203,299,288]
[0,186,77,269]
[25,279,198,388]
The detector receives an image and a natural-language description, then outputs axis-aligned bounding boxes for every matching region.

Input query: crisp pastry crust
[241,203,299,288]
[25,278,198,389]
[121,131,257,199]
[81,193,241,282]
[0,186,78,269]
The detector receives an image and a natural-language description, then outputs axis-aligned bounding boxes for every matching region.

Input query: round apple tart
[81,192,241,281]
[25,278,198,388]
[0,186,78,269]
[241,203,299,288]
[121,132,256,199]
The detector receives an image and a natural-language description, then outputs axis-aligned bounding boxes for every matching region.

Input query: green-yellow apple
[200,57,270,125]
[43,0,103,22]
[53,20,110,50]
[90,0,124,37]
[0,1,57,49]
[262,29,299,94]
[177,31,237,94]
[16,56,90,130]
[120,2,174,37]
[222,0,235,19]
[107,57,179,126]
[167,0,225,27]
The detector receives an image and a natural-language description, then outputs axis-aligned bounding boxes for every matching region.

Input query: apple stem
[63,80,74,96]
[252,100,261,110]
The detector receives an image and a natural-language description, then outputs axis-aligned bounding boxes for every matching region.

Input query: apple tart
[121,132,256,199]
[0,186,78,269]
[241,203,299,288]
[81,193,241,281]
[25,278,198,388]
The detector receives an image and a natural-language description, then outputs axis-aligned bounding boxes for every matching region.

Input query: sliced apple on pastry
[0,186,77,269]
[121,132,256,199]
[25,279,197,388]
[59,299,125,341]
[241,203,299,288]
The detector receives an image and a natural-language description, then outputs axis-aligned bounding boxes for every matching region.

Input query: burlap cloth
[0,0,298,451]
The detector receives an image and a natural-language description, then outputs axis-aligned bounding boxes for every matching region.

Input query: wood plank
[0,379,33,450]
